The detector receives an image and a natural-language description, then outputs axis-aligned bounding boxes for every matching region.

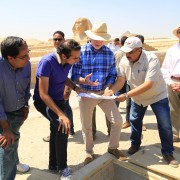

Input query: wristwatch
[124,93,129,99]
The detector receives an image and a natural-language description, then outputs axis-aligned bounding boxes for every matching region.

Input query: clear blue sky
[0,0,179,41]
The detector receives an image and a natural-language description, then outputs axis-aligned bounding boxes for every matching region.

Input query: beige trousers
[168,82,180,138]
[78,91,123,155]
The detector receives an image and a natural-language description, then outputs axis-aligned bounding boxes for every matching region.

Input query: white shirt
[161,42,180,85]
[107,43,120,53]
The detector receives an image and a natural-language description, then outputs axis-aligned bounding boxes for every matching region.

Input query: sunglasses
[53,38,64,42]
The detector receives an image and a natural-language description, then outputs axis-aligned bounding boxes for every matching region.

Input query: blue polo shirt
[33,52,71,101]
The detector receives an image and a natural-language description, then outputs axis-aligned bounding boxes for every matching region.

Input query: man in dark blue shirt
[0,36,31,180]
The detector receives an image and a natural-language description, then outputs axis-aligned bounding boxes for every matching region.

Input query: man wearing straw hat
[72,22,126,165]
[161,24,180,142]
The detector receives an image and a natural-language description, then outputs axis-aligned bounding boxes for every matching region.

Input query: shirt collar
[56,53,62,64]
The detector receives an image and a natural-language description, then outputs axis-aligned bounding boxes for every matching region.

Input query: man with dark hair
[33,39,83,179]
[43,30,75,144]
[0,36,31,179]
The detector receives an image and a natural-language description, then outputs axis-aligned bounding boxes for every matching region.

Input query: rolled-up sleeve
[71,60,82,83]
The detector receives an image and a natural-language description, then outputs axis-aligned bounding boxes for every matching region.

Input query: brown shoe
[43,136,50,142]
[108,148,127,161]
[163,155,179,168]
[84,154,94,166]
[142,125,147,131]
[128,146,139,155]
[122,121,130,129]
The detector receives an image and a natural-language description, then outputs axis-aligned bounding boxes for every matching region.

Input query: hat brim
[120,46,133,53]
[85,30,112,41]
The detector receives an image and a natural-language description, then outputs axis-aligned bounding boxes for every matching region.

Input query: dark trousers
[64,100,74,133]
[34,99,68,170]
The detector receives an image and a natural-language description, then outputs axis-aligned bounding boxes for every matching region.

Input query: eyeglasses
[15,50,31,60]
[127,48,141,55]
[53,38,64,42]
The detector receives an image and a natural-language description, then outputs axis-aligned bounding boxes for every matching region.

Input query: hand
[58,115,71,134]
[170,83,180,92]
[0,129,14,149]
[103,87,114,96]
[64,90,71,100]
[115,94,126,102]
[85,73,99,86]
[22,106,29,121]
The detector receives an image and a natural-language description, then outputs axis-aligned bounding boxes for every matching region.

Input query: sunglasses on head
[53,38,64,42]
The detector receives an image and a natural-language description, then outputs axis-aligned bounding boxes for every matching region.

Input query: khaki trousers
[168,82,180,138]
[79,93,122,155]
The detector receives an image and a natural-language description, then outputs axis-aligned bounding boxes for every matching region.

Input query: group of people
[0,22,179,180]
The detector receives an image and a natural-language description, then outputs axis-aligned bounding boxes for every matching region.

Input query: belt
[6,105,27,114]
[171,76,180,80]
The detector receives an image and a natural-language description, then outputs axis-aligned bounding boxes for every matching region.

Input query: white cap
[120,37,142,53]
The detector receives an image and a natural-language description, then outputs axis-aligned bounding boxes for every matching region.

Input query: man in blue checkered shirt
[72,22,126,165]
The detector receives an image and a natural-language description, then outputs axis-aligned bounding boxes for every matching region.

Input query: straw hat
[172,24,180,37]
[85,22,112,41]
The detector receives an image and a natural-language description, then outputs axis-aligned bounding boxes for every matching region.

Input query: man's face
[66,50,81,65]
[53,33,65,48]
[8,45,30,69]
[125,48,142,62]
[90,39,104,50]
[114,40,120,46]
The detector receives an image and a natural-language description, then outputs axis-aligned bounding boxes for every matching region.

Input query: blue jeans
[0,111,24,180]
[130,98,174,155]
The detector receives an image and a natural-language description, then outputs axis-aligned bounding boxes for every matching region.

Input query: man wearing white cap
[161,24,180,142]
[72,22,126,165]
[104,36,178,168]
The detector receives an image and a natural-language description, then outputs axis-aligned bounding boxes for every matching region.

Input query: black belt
[171,76,180,80]
[6,106,25,114]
